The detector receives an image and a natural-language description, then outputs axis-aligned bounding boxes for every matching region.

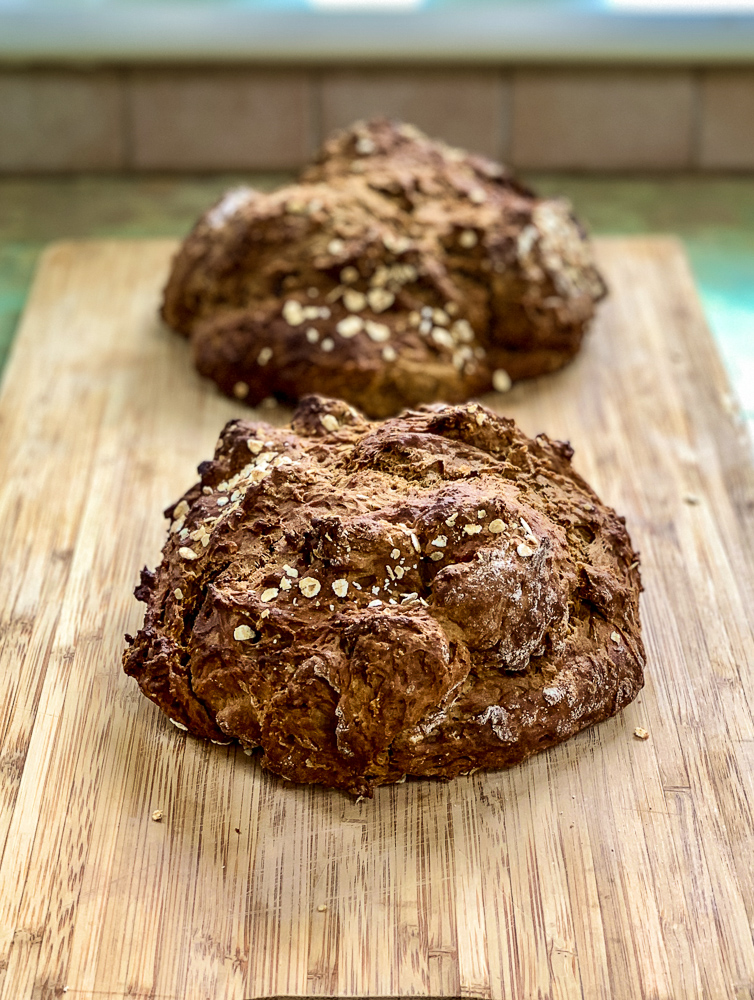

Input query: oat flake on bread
[124,396,645,797]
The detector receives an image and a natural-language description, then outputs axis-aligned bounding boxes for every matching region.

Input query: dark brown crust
[162,119,607,419]
[123,395,644,797]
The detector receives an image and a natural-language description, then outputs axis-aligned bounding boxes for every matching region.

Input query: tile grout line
[121,67,135,172]
[508,68,522,170]
[500,68,514,165]
[689,66,704,172]
[309,68,324,160]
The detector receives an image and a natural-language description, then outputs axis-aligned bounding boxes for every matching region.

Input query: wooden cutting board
[1,238,753,1000]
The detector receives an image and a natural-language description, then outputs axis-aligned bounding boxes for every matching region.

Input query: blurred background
[1,0,753,436]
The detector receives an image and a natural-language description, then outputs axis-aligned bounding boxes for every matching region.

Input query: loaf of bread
[124,395,644,796]
[162,119,606,418]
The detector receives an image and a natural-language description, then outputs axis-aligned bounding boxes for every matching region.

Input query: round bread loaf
[162,118,606,418]
[124,396,645,797]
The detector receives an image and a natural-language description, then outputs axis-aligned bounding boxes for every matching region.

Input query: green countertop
[2,174,752,435]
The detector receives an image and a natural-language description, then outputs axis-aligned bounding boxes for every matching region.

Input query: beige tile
[129,70,314,170]
[320,70,511,160]
[699,72,754,169]
[511,71,694,170]
[0,71,125,172]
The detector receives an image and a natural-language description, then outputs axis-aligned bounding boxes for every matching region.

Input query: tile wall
[1,67,752,171]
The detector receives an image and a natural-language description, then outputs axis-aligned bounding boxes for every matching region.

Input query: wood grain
[0,237,753,1000]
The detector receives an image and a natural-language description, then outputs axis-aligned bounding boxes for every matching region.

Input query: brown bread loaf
[124,396,644,797]
[162,119,606,418]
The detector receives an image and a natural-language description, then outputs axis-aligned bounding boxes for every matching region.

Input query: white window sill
[1,2,754,63]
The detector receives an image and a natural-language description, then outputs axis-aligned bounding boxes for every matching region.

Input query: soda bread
[162,119,606,418]
[124,396,644,796]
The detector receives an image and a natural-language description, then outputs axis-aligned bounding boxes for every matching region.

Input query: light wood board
[1,238,753,1000]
